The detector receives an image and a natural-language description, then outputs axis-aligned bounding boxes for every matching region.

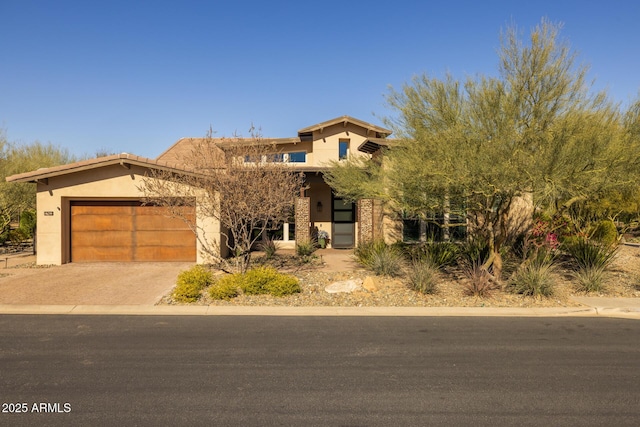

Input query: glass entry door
[332,196,355,248]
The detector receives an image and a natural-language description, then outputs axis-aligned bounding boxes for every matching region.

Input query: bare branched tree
[141,129,303,273]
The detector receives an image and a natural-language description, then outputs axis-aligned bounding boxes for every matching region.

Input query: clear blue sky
[1,0,639,159]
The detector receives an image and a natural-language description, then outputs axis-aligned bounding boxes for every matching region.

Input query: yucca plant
[563,237,618,293]
[563,237,618,271]
[408,241,459,269]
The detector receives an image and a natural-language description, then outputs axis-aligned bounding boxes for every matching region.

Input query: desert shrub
[508,259,556,297]
[574,266,607,293]
[208,280,239,300]
[461,260,498,297]
[563,237,618,293]
[172,265,214,302]
[407,260,439,294]
[589,220,618,245]
[354,240,384,265]
[355,240,404,277]
[19,210,37,238]
[218,266,301,297]
[296,238,316,257]
[259,237,279,259]
[563,237,618,271]
[262,275,302,297]
[406,241,459,269]
[459,238,491,266]
[8,228,29,245]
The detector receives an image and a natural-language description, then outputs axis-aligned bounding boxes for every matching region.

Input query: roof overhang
[6,153,193,184]
[215,137,302,149]
[357,137,392,154]
[298,115,391,137]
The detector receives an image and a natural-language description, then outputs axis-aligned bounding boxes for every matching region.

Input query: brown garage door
[70,201,196,262]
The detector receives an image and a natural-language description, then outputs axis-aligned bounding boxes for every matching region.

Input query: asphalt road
[0,315,639,426]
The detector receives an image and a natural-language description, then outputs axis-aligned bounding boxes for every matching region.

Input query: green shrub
[589,220,618,245]
[354,240,383,265]
[563,237,618,271]
[459,238,491,266]
[173,265,214,302]
[406,242,459,269]
[407,260,439,294]
[19,210,37,238]
[208,280,239,300]
[8,228,29,245]
[217,266,301,297]
[355,240,404,277]
[508,259,556,297]
[296,238,316,257]
[563,237,618,293]
[262,275,302,297]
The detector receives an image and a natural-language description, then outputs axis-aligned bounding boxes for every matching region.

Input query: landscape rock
[325,279,362,294]
[362,276,378,292]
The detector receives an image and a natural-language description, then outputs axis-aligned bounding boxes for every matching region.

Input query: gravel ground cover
[161,245,640,308]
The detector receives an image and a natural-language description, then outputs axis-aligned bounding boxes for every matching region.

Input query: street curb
[2,304,637,318]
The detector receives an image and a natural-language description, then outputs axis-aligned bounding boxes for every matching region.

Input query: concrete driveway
[0,256,190,305]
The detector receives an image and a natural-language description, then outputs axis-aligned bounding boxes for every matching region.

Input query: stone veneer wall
[295,197,310,244]
[357,199,374,245]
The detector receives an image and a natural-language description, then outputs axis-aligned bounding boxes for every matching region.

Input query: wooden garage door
[71,201,196,262]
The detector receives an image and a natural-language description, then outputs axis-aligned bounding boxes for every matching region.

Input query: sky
[1,0,639,159]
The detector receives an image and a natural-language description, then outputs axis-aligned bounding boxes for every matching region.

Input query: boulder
[362,276,378,292]
[325,279,362,294]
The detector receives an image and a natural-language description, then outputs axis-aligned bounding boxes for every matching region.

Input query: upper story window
[339,140,349,160]
[288,151,306,163]
[270,153,285,162]
[244,152,306,163]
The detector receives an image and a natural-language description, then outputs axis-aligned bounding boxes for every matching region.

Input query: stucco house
[6,116,393,265]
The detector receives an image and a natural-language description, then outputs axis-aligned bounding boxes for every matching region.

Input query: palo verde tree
[141,129,303,273]
[326,19,640,280]
[0,130,76,239]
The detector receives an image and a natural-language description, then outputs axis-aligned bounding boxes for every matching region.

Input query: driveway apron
[0,262,189,305]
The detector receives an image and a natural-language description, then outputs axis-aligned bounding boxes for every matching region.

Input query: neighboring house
[6,116,393,265]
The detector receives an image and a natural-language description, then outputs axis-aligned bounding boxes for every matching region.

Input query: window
[401,193,467,243]
[402,218,421,242]
[288,151,306,163]
[270,153,285,162]
[339,140,349,160]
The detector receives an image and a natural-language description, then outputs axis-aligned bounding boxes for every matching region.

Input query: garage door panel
[72,246,134,262]
[136,215,192,230]
[135,246,197,262]
[72,205,134,216]
[136,230,194,246]
[70,201,196,262]
[72,231,134,247]
[72,215,134,231]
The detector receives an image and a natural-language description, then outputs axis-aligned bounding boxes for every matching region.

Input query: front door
[332,196,355,248]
